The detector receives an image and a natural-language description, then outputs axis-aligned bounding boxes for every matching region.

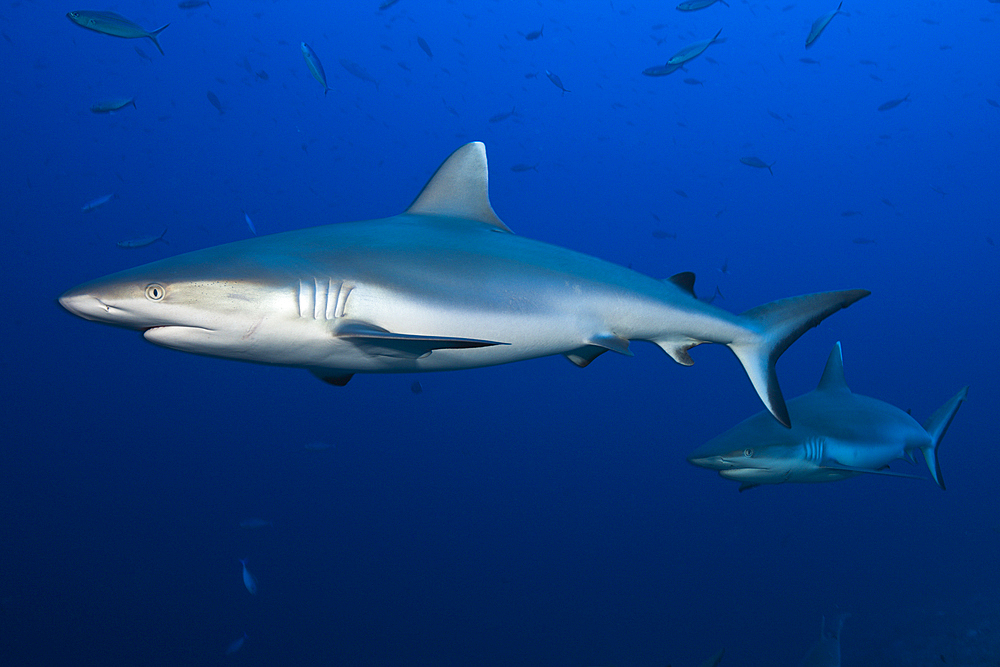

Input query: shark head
[58,244,313,363]
[686,420,816,487]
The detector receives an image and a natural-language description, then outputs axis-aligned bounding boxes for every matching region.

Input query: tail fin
[728,289,870,427]
[147,23,169,56]
[920,386,968,490]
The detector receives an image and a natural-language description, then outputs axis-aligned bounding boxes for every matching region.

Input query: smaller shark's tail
[727,289,870,427]
[920,386,969,490]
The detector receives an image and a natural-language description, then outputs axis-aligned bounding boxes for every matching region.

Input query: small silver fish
[667,28,723,66]
[739,156,775,175]
[66,11,169,55]
[643,63,683,77]
[225,632,247,656]
[525,26,543,40]
[676,0,729,10]
[877,93,910,111]
[242,209,257,235]
[805,2,843,49]
[90,97,136,113]
[303,441,334,451]
[206,91,224,114]
[489,106,515,123]
[340,58,378,89]
[545,70,570,93]
[417,36,433,58]
[81,193,116,212]
[240,559,257,595]
[117,228,168,248]
[510,163,539,172]
[302,43,330,95]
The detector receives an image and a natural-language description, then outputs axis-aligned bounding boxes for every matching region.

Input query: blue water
[2,1,998,665]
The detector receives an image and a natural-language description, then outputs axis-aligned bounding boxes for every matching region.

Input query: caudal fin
[728,289,870,427]
[147,23,169,56]
[920,386,968,490]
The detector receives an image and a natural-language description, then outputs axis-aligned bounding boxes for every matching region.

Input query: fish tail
[726,289,870,427]
[919,386,968,490]
[148,23,169,56]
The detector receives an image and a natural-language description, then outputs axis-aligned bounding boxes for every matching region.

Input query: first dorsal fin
[816,341,850,392]
[405,142,513,233]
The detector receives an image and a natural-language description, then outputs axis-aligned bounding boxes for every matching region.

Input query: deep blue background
[1,1,998,665]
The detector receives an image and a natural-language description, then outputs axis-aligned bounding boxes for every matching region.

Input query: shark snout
[686,453,729,471]
[59,288,115,322]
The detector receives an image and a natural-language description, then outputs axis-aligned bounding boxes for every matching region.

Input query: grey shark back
[688,342,968,489]
[59,143,868,425]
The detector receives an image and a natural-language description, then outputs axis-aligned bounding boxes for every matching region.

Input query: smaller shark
[687,342,968,491]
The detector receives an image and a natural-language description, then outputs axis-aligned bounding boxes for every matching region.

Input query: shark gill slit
[298,278,352,320]
[804,437,824,463]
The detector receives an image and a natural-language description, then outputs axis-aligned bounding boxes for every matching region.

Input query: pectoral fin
[821,463,926,480]
[335,321,508,359]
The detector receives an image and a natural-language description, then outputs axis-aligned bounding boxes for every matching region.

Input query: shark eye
[743,448,754,457]
[145,283,165,301]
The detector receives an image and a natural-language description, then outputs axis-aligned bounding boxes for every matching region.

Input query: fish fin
[666,271,696,298]
[816,341,851,392]
[654,339,698,366]
[919,386,968,490]
[586,333,633,357]
[405,142,513,233]
[336,321,508,359]
[563,346,608,367]
[820,462,927,480]
[311,370,354,386]
[728,289,870,427]
[147,23,169,56]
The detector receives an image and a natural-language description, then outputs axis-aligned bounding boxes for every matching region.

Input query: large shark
[687,342,968,489]
[59,143,868,426]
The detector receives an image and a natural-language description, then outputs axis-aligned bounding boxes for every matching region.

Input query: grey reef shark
[59,143,869,426]
[688,342,968,490]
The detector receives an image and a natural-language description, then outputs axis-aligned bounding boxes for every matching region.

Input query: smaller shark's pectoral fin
[821,462,927,481]
[335,321,508,359]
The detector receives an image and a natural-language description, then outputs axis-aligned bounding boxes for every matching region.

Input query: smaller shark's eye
[743,448,753,457]
[145,283,165,301]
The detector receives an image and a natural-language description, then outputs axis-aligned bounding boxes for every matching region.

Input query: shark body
[58,143,868,425]
[688,342,968,489]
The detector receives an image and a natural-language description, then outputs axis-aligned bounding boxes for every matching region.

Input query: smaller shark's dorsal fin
[817,341,850,392]
[405,142,513,233]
